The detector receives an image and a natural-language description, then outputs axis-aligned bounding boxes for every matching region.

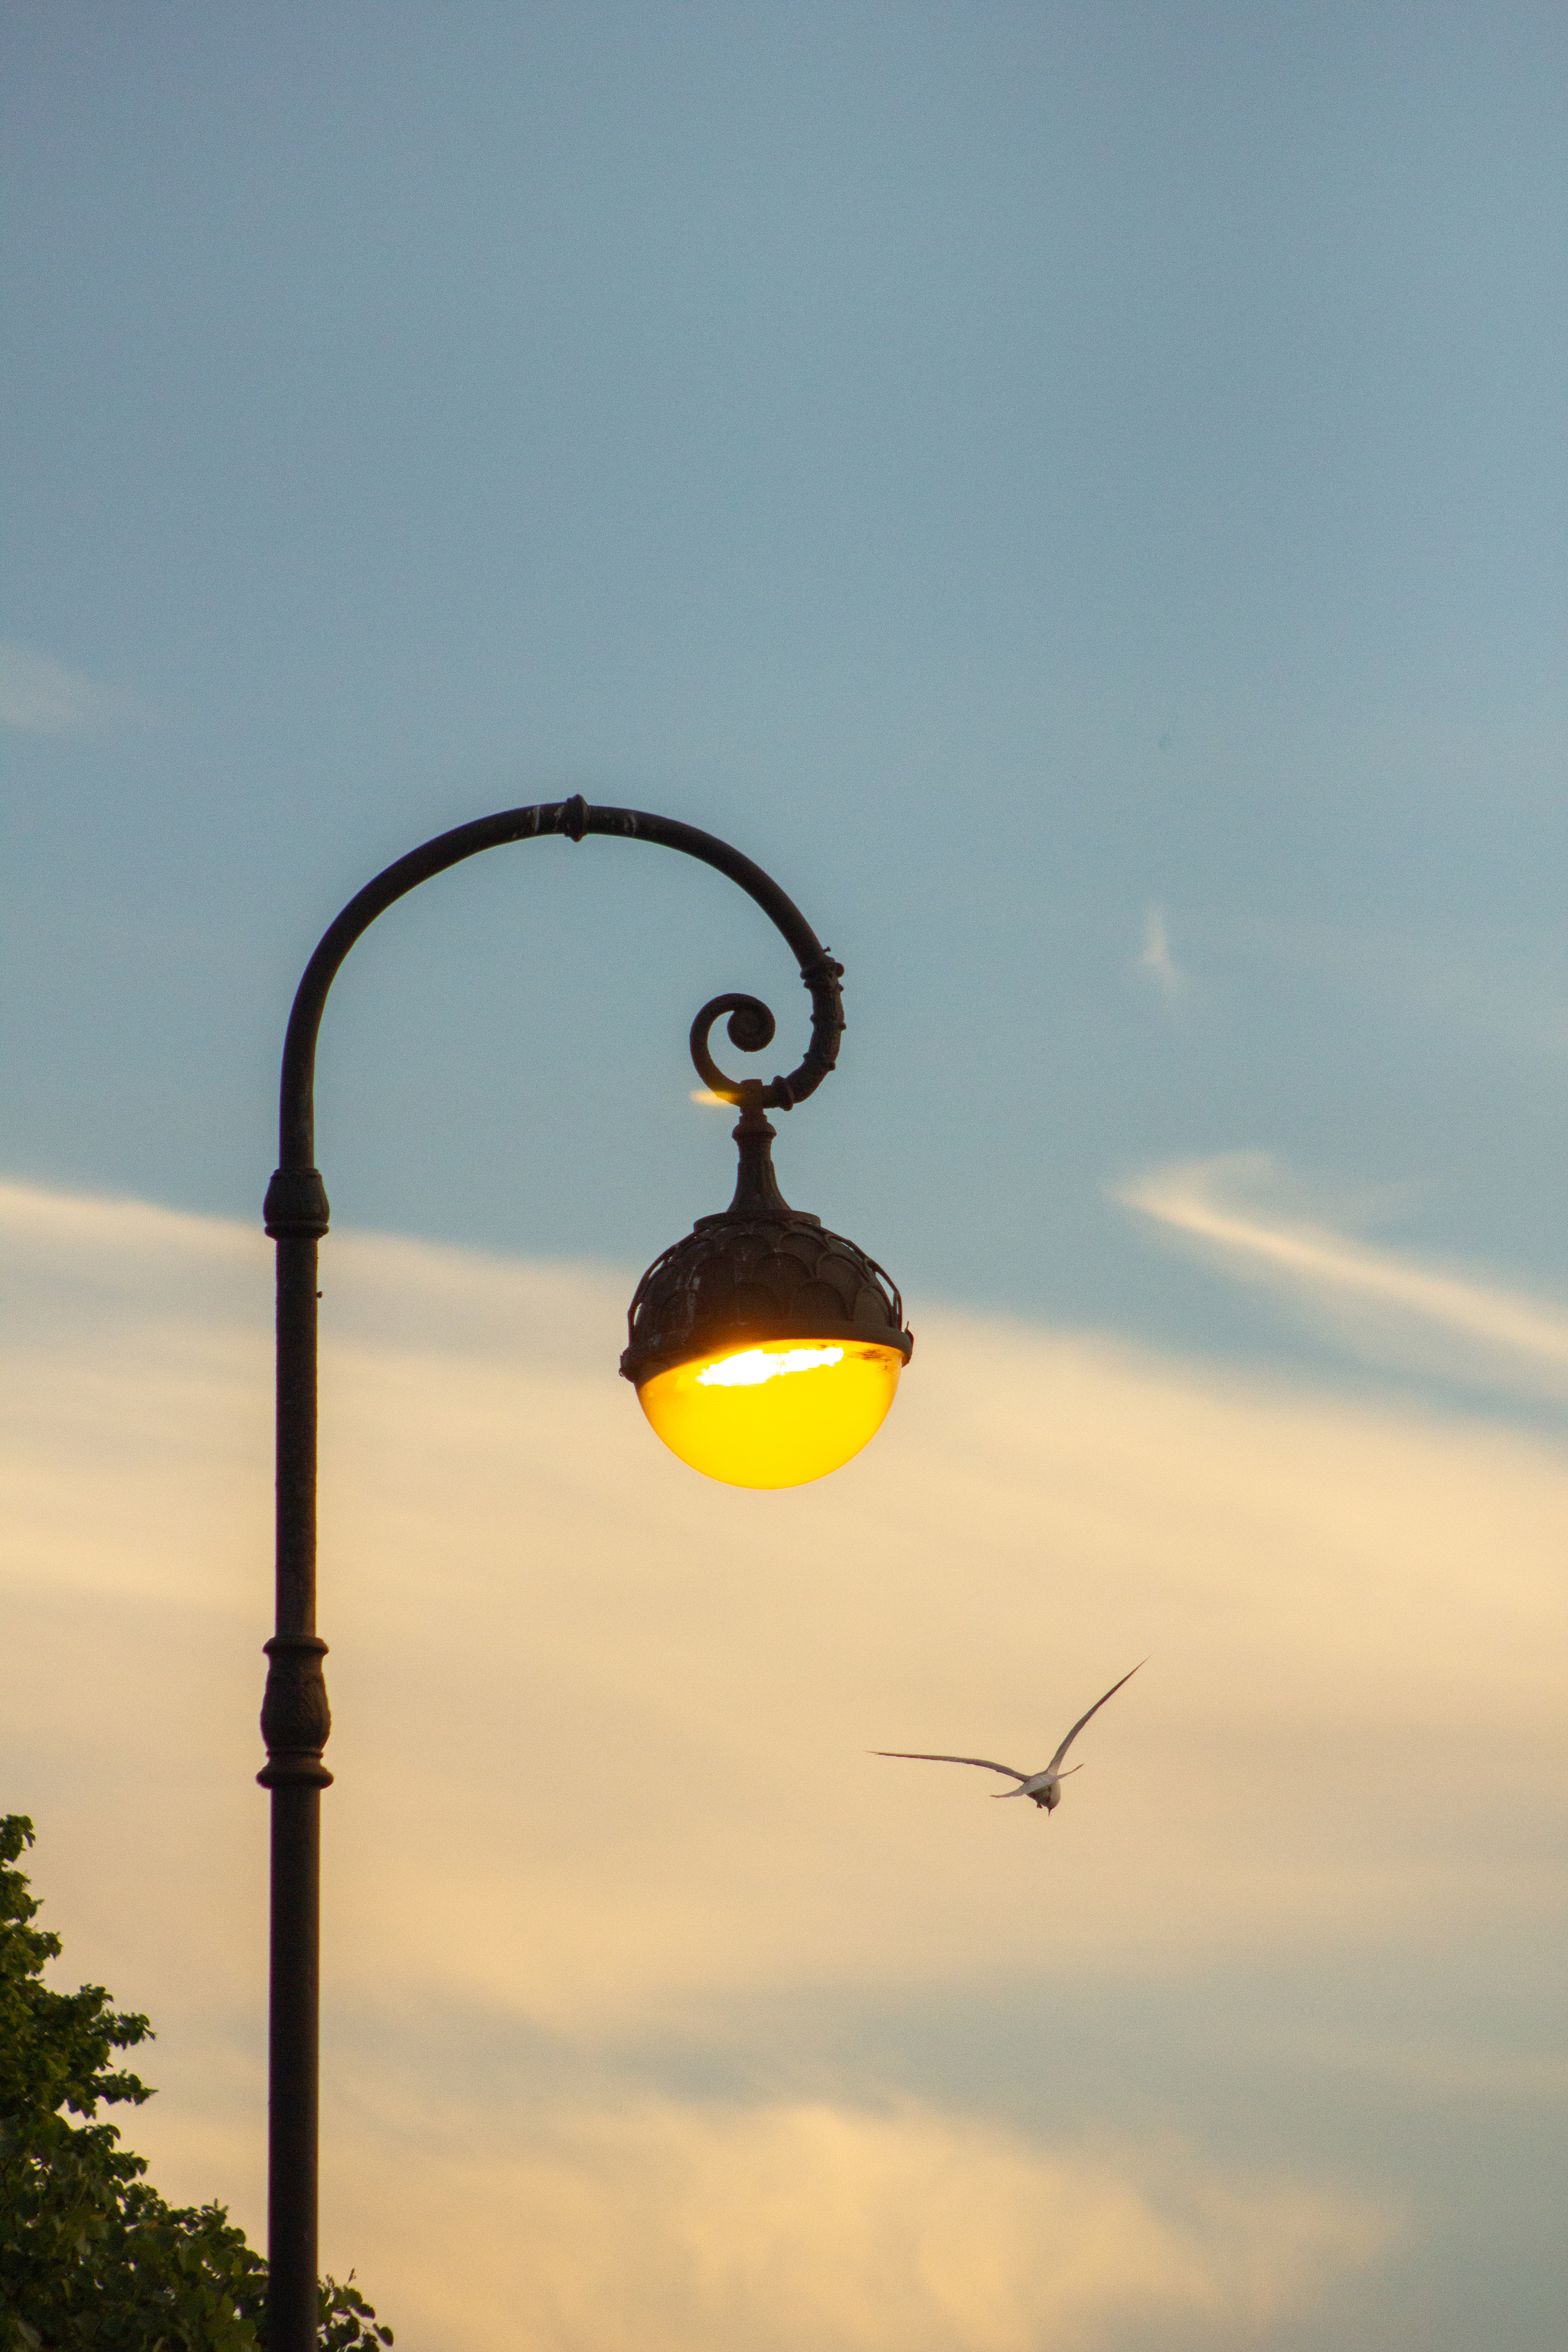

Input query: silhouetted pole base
[265,1779,325,2351]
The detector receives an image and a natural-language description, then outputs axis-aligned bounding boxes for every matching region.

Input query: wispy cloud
[324,2097,1389,2352]
[1135,905,1187,999]
[1118,1151,1568,1401]
[0,640,155,733]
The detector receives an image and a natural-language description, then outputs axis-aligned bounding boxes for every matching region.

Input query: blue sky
[2,7,1565,2348]
[5,1,1564,1343]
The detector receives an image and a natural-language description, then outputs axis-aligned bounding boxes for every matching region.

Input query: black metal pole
[257,1227,330,2347]
[258,798,845,2350]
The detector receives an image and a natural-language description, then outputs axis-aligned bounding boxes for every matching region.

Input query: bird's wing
[1046,1662,1145,1773]
[874,1751,1028,1782]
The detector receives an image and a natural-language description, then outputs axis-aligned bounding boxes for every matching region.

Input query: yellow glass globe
[636,1336,904,1488]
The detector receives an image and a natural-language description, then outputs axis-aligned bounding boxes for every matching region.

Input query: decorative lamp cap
[621,1203,913,1387]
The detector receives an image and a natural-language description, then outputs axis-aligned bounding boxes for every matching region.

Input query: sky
[2,5,1565,2348]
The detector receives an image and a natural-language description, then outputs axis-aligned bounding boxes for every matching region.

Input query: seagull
[874,1664,1144,1815]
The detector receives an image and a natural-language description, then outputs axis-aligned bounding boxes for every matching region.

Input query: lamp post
[258,796,913,2349]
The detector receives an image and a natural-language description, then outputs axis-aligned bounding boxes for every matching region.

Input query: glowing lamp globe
[621,1108,913,1490]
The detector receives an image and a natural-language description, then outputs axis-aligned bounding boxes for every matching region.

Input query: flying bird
[875,1664,1144,1815]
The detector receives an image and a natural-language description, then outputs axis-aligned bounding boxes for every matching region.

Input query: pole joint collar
[264,1168,331,1239]
[258,1634,335,1788]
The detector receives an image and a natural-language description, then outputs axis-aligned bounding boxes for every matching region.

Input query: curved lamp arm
[263,795,844,1233]
[256,797,846,2352]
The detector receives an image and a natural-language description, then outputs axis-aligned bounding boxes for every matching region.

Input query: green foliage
[0,1816,390,2350]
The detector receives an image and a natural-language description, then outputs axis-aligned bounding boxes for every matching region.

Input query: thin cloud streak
[1119,1152,1568,1401]
[1135,905,1187,998]
[0,641,155,734]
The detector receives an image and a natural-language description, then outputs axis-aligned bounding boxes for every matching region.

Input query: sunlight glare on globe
[636,1338,904,1487]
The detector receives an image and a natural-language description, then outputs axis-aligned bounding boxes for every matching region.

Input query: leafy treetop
[0,1814,390,2351]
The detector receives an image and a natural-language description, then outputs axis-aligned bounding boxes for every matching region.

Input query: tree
[0,1815,390,2350]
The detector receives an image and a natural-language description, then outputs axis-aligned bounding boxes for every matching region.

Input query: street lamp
[257,796,912,2349]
